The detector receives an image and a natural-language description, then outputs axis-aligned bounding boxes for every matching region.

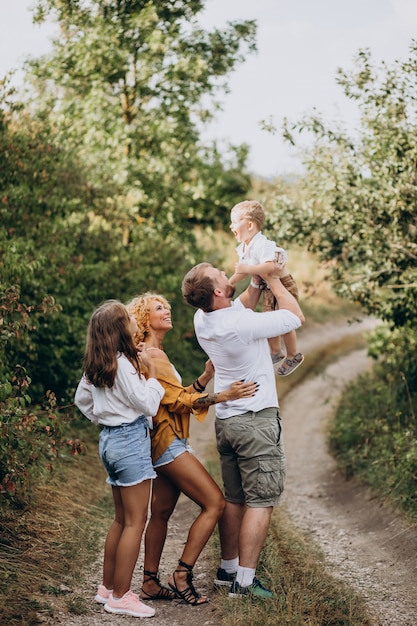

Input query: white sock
[221,557,238,573]
[236,566,255,587]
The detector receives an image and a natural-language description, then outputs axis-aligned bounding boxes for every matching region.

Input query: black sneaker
[213,568,237,588]
[228,577,273,599]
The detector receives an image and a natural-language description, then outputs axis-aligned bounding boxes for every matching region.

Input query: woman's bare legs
[102,487,123,591]
[158,452,225,603]
[102,480,151,598]
[141,474,180,598]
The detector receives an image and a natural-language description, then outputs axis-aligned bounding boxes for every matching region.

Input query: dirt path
[47,318,417,625]
[283,322,417,626]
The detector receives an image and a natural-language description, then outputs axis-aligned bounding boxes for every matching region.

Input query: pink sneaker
[95,584,112,604]
[104,590,156,618]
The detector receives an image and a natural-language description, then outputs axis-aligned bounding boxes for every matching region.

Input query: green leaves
[27,0,256,231]
[0,1,259,504]
[277,46,417,327]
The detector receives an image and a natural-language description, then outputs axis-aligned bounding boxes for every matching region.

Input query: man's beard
[225,283,236,299]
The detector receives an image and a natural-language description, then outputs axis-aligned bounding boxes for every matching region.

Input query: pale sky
[1,0,417,177]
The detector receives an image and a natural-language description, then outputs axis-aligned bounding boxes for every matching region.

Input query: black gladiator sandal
[168,560,209,606]
[141,570,178,601]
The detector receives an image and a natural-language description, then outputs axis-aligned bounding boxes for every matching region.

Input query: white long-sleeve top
[74,354,164,427]
[194,297,301,419]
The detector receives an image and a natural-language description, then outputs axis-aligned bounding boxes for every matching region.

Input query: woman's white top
[74,354,164,427]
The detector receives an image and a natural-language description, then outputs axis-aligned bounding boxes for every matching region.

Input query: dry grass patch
[0,428,110,625]
[211,508,372,626]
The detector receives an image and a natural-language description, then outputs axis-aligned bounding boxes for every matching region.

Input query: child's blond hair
[231,200,265,231]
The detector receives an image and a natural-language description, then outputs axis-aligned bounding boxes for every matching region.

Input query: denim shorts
[99,415,156,487]
[153,437,190,469]
[215,408,286,507]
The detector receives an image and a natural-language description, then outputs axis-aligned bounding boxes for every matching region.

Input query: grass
[329,366,417,520]
[0,425,111,625]
[209,509,372,626]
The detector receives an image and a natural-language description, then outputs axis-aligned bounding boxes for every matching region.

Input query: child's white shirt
[236,231,288,266]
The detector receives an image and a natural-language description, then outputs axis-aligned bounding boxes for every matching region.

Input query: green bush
[0,375,84,506]
[329,326,417,517]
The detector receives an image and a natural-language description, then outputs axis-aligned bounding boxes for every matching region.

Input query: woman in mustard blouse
[127,294,258,606]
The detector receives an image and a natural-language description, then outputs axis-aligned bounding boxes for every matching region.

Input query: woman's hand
[192,379,258,409]
[192,359,215,391]
[224,380,259,401]
[136,342,157,377]
[203,359,215,380]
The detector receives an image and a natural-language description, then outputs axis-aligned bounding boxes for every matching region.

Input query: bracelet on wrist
[193,378,206,392]
[250,279,262,289]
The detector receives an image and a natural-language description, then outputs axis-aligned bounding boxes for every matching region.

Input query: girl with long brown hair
[75,300,164,619]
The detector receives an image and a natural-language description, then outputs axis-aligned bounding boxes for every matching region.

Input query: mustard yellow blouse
[149,357,209,463]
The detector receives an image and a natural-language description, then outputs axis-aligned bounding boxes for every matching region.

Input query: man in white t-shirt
[181,262,304,599]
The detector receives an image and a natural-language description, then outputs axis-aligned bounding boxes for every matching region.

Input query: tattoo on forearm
[195,393,219,406]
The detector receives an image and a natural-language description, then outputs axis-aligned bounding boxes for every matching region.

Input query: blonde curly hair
[126,293,171,344]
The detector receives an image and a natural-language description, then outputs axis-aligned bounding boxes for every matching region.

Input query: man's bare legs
[218,501,244,561]
[218,501,272,567]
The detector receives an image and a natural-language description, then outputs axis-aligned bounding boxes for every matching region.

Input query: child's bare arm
[234,260,274,277]
[229,271,246,286]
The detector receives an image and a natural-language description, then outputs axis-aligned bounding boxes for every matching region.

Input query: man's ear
[213,287,222,296]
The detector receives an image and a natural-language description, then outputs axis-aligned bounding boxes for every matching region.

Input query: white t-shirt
[194,298,301,419]
[236,231,288,266]
[74,354,164,427]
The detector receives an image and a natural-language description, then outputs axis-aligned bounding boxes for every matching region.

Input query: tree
[273,46,417,328]
[1,2,258,504]
[1,0,256,401]
[28,0,255,234]
[266,47,417,510]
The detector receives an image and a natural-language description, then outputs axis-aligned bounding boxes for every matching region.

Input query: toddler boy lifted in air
[229,200,304,376]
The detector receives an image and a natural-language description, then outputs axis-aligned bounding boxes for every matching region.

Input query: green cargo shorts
[215,407,286,507]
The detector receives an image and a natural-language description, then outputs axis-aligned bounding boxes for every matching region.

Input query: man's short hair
[181,263,216,312]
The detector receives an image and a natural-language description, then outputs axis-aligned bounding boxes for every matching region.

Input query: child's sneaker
[95,584,112,604]
[213,568,237,587]
[104,590,156,617]
[276,352,304,377]
[228,577,273,599]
